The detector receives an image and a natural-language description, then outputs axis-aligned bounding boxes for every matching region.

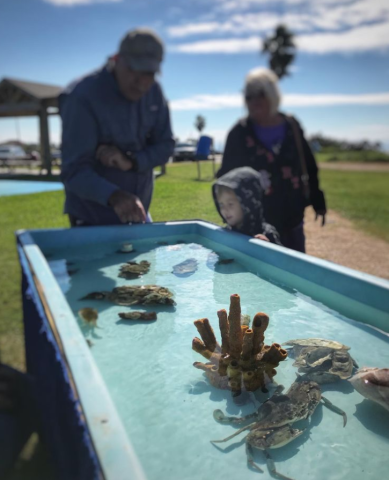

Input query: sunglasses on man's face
[245,91,266,102]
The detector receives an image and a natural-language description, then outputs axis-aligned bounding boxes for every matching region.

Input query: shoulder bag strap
[288,115,310,200]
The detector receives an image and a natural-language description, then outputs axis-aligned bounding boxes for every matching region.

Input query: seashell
[349,367,389,412]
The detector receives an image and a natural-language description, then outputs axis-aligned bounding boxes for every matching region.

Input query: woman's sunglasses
[245,91,266,102]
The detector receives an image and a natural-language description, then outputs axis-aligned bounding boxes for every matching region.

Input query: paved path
[304,207,389,280]
[318,162,389,172]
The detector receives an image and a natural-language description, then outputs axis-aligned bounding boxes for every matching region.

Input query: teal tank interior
[17,222,389,480]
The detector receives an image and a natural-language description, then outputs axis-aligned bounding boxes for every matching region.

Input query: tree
[194,115,206,134]
[262,24,296,79]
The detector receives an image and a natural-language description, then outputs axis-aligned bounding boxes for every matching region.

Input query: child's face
[217,190,244,229]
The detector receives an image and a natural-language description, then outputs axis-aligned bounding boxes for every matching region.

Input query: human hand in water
[108,190,146,224]
[254,234,270,242]
[96,145,133,171]
[315,209,326,226]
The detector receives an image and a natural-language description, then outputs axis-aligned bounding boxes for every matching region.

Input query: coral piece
[119,311,157,321]
[192,294,287,395]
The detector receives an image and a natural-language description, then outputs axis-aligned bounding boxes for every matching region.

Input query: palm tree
[262,24,296,79]
[194,115,206,134]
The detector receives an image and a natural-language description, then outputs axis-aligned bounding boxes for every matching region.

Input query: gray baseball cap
[118,28,164,73]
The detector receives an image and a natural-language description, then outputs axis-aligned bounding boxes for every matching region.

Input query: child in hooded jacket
[212,167,281,245]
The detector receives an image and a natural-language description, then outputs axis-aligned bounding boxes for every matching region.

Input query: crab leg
[210,421,256,443]
[321,396,347,427]
[246,443,264,473]
[264,450,295,480]
[213,408,259,425]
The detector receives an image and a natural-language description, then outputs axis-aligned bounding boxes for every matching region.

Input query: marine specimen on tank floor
[117,242,135,253]
[192,294,287,396]
[206,251,235,270]
[211,380,346,480]
[172,258,198,277]
[118,311,157,321]
[78,307,98,327]
[349,367,389,412]
[283,338,357,384]
[118,260,151,279]
[80,285,175,306]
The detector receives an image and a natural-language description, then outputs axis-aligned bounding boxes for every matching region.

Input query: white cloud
[172,36,260,53]
[43,0,121,6]
[172,19,389,54]
[297,21,389,53]
[168,0,389,54]
[171,92,389,110]
[171,94,243,111]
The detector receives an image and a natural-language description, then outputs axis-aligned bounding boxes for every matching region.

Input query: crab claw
[79,292,106,300]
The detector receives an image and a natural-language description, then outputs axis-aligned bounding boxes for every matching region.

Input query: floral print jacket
[217,115,326,233]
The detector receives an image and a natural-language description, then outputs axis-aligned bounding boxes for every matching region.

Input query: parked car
[173,141,197,162]
[51,149,61,160]
[28,150,41,161]
[0,145,27,166]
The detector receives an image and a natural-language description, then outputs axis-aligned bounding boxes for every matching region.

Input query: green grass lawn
[316,149,389,163]
[1,162,388,369]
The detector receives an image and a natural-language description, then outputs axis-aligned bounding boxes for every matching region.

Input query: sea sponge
[192,294,287,395]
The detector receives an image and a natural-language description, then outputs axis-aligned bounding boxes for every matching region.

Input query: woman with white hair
[217,68,326,253]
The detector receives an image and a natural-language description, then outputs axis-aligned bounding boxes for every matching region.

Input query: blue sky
[0,0,388,150]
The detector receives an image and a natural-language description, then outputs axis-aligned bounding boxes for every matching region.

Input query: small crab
[118,260,151,279]
[283,338,357,384]
[80,285,175,306]
[211,381,346,480]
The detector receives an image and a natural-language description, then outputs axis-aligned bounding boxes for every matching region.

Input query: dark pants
[0,366,39,477]
[280,222,306,253]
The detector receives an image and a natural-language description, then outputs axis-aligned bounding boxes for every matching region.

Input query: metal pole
[39,104,51,175]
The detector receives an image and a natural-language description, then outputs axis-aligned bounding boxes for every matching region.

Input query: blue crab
[211,381,346,480]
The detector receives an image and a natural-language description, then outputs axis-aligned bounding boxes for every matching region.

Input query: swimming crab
[283,338,357,384]
[80,285,175,306]
[211,380,346,480]
[118,260,151,279]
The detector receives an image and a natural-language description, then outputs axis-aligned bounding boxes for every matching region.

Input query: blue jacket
[59,65,175,225]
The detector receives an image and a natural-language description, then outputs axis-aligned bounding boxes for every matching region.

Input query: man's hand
[108,190,146,224]
[254,234,270,242]
[96,145,133,171]
[315,209,326,227]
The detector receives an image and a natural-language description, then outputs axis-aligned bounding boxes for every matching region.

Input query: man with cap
[59,28,175,226]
